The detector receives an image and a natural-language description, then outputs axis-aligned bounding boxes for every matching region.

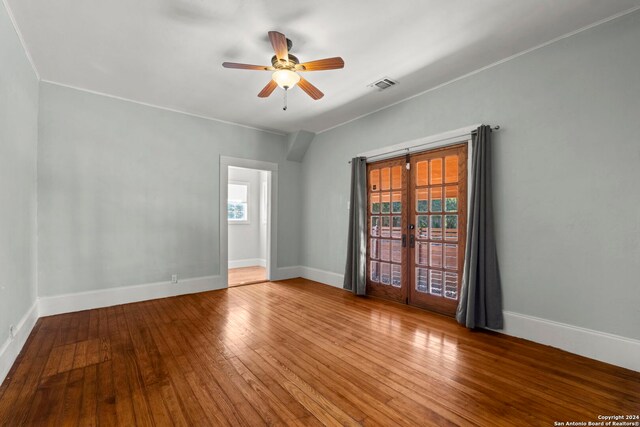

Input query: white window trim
[355,124,480,162]
[228,180,250,224]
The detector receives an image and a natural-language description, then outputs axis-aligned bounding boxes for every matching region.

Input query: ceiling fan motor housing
[271,54,300,69]
[271,38,299,69]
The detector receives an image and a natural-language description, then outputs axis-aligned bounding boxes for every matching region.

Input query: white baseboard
[499,311,639,372]
[271,266,302,281]
[268,265,345,287]
[299,266,345,289]
[39,275,224,317]
[0,301,39,385]
[228,258,267,269]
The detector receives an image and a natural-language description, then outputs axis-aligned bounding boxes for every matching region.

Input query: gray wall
[228,167,262,263]
[301,11,640,340]
[0,3,39,344]
[38,82,301,296]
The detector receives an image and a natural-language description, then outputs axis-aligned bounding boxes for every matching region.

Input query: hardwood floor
[1,279,638,426]
[228,266,267,287]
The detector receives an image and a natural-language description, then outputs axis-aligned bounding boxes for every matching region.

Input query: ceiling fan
[222,31,344,109]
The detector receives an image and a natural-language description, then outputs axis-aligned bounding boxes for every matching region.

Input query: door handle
[402,234,407,247]
[409,234,415,248]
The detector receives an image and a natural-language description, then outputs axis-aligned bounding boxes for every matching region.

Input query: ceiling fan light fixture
[272,69,300,89]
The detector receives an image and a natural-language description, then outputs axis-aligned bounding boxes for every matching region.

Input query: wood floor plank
[79,364,98,427]
[105,306,137,426]
[159,381,191,427]
[96,360,118,425]
[1,279,638,426]
[228,266,267,287]
[59,366,85,426]
[24,370,70,426]
[114,305,154,427]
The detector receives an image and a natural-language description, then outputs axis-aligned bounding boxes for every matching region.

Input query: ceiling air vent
[369,77,398,91]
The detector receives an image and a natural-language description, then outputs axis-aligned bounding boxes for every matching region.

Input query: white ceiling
[8,0,640,134]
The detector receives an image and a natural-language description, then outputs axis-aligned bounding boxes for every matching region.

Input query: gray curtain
[343,157,367,295]
[456,125,504,329]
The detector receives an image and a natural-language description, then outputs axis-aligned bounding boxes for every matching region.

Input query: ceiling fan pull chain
[283,88,288,111]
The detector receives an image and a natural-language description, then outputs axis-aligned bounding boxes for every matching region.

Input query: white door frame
[220,156,278,286]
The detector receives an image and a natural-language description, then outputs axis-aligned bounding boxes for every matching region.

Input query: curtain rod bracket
[471,125,500,135]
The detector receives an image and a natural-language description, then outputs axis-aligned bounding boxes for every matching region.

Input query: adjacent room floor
[228,266,267,287]
[0,279,638,425]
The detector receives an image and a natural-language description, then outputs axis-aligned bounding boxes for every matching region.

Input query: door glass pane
[370,238,379,259]
[430,187,443,212]
[371,216,380,237]
[445,186,458,212]
[380,263,390,285]
[369,239,378,259]
[416,189,428,213]
[430,215,442,240]
[380,239,391,261]
[416,242,428,266]
[381,193,391,214]
[391,264,402,288]
[416,161,428,186]
[391,166,402,189]
[445,155,458,184]
[444,272,458,299]
[416,215,429,239]
[392,192,402,213]
[370,261,379,282]
[430,158,443,185]
[445,215,458,240]
[392,216,402,238]
[416,268,428,293]
[391,240,402,263]
[429,270,443,296]
[444,244,457,269]
[370,169,380,191]
[381,168,391,191]
[381,216,390,238]
[371,193,380,214]
[430,243,443,268]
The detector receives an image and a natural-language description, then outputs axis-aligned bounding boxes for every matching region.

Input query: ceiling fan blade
[268,31,289,62]
[223,62,273,70]
[297,57,345,71]
[298,76,324,100]
[258,80,278,98]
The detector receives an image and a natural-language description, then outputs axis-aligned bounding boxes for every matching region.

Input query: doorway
[227,166,269,287]
[366,144,468,316]
[219,156,278,288]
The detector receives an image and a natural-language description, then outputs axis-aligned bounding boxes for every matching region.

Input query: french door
[366,144,467,316]
[366,157,408,304]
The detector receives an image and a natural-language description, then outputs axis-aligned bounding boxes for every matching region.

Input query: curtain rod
[348,125,500,164]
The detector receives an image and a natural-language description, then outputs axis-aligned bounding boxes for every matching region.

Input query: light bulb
[272,69,300,89]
